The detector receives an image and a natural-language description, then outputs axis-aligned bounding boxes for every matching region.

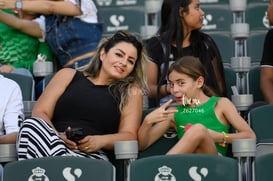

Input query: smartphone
[65,128,85,144]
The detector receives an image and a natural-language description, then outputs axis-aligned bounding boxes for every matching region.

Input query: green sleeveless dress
[174,96,230,155]
[0,10,52,71]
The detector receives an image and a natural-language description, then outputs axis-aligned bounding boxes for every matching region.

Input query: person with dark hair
[144,0,227,106]
[16,30,149,161]
[139,56,255,156]
[260,0,273,104]
[0,0,103,69]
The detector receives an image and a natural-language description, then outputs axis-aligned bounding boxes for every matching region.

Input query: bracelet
[219,132,229,147]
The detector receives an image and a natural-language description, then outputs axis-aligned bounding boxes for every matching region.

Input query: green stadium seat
[208,32,233,65]
[129,154,238,181]
[3,156,115,181]
[98,7,145,34]
[256,142,273,156]
[224,67,237,100]
[248,31,267,64]
[248,66,264,102]
[255,153,273,180]
[138,108,178,158]
[201,4,232,32]
[246,3,270,31]
[249,104,273,143]
[0,73,35,101]
[94,0,144,7]
[0,144,17,164]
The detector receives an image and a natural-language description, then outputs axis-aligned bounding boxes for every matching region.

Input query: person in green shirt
[0,9,52,77]
[139,56,256,156]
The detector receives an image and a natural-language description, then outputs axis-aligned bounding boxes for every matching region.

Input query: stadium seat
[208,32,233,65]
[23,101,36,119]
[201,4,232,32]
[0,144,17,164]
[0,73,35,101]
[256,142,273,157]
[94,0,144,7]
[248,66,264,102]
[255,153,273,180]
[247,31,267,65]
[249,104,273,143]
[138,108,178,158]
[246,3,270,31]
[138,131,178,158]
[224,67,237,100]
[3,156,115,181]
[248,102,273,157]
[98,7,145,34]
[129,154,238,181]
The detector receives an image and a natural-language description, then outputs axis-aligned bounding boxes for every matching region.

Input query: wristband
[219,132,229,147]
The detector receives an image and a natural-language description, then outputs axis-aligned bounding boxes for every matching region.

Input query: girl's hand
[144,100,178,125]
[207,129,223,142]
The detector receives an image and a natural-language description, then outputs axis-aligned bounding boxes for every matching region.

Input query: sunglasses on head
[112,30,143,51]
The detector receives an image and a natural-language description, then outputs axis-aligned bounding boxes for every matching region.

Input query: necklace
[182,94,201,106]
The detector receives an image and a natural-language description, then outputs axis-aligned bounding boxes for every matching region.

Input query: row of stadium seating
[2,153,272,181]
[2,102,273,180]
[0,68,271,181]
[96,2,271,34]
[93,0,269,7]
[96,1,270,67]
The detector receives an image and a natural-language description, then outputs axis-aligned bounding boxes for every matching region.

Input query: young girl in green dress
[139,56,256,156]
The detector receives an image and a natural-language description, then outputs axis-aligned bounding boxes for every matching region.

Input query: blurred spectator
[0,0,103,69]
[0,9,52,77]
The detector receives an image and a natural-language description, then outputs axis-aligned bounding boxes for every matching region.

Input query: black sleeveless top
[52,71,121,136]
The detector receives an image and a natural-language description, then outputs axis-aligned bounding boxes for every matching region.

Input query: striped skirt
[17,117,108,161]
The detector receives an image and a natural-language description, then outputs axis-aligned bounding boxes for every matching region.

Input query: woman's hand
[58,132,78,150]
[77,135,102,153]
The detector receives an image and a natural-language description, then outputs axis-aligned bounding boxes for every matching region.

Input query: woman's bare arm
[0,0,82,16]
[32,68,76,129]
[0,10,42,37]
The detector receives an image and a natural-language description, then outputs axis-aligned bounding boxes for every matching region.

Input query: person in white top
[0,0,103,69]
[0,74,24,181]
